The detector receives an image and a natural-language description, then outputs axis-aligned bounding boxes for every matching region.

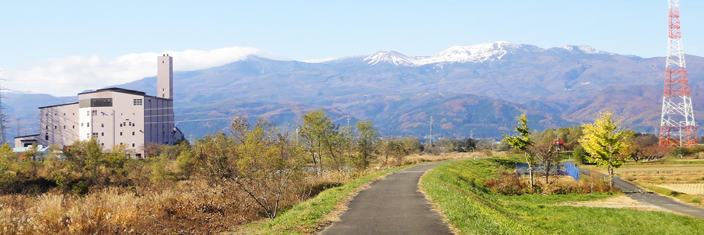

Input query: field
[420,158,704,235]
[616,164,704,184]
[587,157,704,207]
[657,184,704,196]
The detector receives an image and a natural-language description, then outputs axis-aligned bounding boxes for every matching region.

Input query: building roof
[145,95,173,101]
[38,102,79,109]
[14,134,39,139]
[13,145,49,153]
[78,87,147,96]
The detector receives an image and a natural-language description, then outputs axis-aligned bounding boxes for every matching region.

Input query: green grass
[421,159,704,235]
[242,164,414,234]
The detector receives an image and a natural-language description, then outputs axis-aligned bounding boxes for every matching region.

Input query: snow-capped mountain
[415,41,538,65]
[363,50,415,66]
[327,41,614,66]
[560,45,612,55]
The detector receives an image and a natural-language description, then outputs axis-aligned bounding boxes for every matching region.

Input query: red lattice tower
[660,0,698,147]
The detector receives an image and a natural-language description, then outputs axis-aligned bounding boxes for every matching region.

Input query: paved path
[319,164,453,235]
[579,168,704,219]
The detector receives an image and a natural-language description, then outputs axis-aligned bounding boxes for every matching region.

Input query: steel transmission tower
[0,70,6,145]
[660,0,697,147]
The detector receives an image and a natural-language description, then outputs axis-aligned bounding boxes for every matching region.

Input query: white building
[15,55,182,158]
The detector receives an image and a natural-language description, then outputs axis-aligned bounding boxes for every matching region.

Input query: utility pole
[470,129,474,139]
[660,0,697,147]
[0,70,7,144]
[429,116,434,146]
[346,115,351,127]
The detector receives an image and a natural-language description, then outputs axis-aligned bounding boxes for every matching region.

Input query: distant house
[14,55,183,158]
[12,145,65,161]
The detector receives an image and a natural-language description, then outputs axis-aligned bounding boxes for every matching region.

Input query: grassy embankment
[237,164,415,234]
[421,158,704,235]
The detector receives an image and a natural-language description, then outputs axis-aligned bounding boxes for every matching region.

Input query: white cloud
[5,47,286,96]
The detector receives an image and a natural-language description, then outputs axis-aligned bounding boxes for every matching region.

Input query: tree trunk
[608,165,614,188]
[545,163,549,185]
[528,163,534,189]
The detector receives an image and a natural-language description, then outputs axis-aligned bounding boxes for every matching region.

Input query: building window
[64,113,66,115]
[87,133,90,138]
[129,122,132,126]
[46,126,48,130]
[87,123,90,127]
[45,135,48,140]
[81,123,84,127]
[54,126,57,129]
[92,110,97,116]
[101,143,104,146]
[63,125,66,129]
[101,132,104,136]
[120,124,122,127]
[120,132,123,136]
[132,143,135,147]
[134,99,143,105]
[73,125,75,129]
[132,132,135,136]
[92,133,98,136]
[101,124,104,127]
[87,111,90,116]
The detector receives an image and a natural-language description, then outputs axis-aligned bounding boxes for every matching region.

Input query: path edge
[315,164,419,234]
[417,163,460,235]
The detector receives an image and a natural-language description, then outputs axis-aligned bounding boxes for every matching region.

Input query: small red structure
[553,140,570,151]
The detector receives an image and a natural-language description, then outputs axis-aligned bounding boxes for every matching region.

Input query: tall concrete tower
[157,54,173,99]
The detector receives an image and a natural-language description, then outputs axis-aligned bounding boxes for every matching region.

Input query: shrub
[483,171,531,195]
[72,181,89,196]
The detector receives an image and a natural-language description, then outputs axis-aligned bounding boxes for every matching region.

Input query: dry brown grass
[656,184,704,196]
[556,195,672,213]
[615,164,704,184]
[583,158,704,208]
[402,151,482,165]
[0,180,262,234]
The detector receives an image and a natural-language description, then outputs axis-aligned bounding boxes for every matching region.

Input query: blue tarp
[564,162,580,181]
[515,162,579,181]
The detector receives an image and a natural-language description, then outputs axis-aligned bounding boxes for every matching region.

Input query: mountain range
[8,41,704,145]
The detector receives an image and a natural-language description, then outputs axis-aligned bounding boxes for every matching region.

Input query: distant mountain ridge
[7,41,704,145]
[358,42,613,66]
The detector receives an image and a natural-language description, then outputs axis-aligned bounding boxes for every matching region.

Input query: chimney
[157,55,173,99]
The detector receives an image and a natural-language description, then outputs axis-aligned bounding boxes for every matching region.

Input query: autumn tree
[579,111,633,187]
[233,118,305,219]
[504,113,536,188]
[0,143,19,192]
[631,133,660,162]
[354,120,378,169]
[196,117,306,219]
[530,138,560,185]
[299,109,346,173]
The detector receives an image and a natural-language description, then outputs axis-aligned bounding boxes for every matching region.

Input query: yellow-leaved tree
[579,111,634,187]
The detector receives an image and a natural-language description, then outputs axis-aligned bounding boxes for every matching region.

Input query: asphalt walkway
[319,163,453,235]
[579,168,704,219]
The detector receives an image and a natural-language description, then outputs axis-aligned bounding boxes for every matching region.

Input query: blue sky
[1,0,703,95]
